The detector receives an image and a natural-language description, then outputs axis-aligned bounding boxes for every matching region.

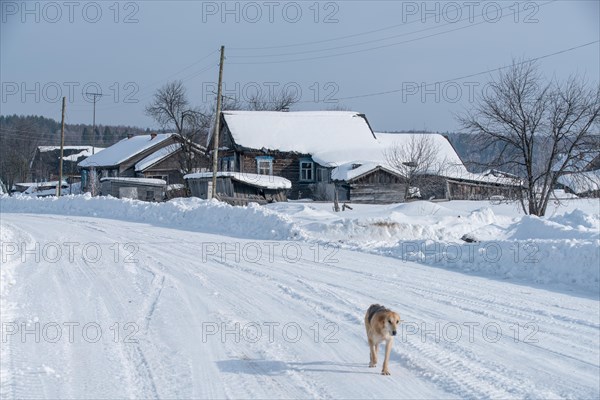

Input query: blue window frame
[221,156,235,171]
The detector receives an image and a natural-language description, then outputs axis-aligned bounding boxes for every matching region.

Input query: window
[221,156,235,171]
[256,156,273,175]
[149,175,168,184]
[300,159,314,182]
[316,167,330,183]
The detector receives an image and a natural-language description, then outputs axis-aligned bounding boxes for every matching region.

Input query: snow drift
[2,195,598,292]
[0,195,303,241]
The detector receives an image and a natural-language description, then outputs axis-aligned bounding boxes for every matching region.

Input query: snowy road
[1,213,599,399]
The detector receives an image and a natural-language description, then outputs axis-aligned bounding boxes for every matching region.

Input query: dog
[364,304,401,375]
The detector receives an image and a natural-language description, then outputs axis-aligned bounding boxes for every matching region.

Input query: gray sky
[1,0,598,132]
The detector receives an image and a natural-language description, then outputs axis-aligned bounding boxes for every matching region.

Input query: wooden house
[29,146,104,183]
[208,111,522,203]
[374,133,523,201]
[79,133,209,193]
[209,110,389,201]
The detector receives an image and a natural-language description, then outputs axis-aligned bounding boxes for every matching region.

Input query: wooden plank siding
[217,146,320,200]
[140,152,181,183]
[186,176,288,205]
[446,179,522,200]
[346,168,406,203]
[100,180,165,202]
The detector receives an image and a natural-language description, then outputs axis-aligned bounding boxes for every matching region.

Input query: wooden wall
[446,179,521,200]
[219,149,319,199]
[100,180,165,202]
[143,155,185,184]
[187,176,288,206]
[347,169,406,203]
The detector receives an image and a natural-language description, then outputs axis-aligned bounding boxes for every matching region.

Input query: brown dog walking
[364,304,401,375]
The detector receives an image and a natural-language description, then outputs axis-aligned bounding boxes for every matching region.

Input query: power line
[229,1,554,60]
[228,1,555,51]
[334,40,600,101]
[65,63,218,113]
[227,21,495,65]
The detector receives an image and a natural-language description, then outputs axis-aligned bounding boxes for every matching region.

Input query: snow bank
[2,195,598,291]
[267,200,600,292]
[0,195,303,241]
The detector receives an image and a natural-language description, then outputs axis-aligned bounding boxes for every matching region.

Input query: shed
[331,162,407,203]
[100,177,166,201]
[184,172,291,206]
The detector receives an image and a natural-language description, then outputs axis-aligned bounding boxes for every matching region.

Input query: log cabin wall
[347,168,407,203]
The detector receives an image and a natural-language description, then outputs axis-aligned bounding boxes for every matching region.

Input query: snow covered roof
[38,145,104,153]
[14,180,68,188]
[557,170,600,194]
[330,132,466,181]
[184,171,292,190]
[79,134,174,168]
[100,177,167,185]
[135,143,182,172]
[62,147,105,162]
[220,111,377,166]
[327,132,520,186]
[331,161,404,181]
[376,132,466,172]
[552,152,600,172]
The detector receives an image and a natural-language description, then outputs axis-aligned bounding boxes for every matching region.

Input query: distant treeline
[0,114,151,188]
[0,114,150,148]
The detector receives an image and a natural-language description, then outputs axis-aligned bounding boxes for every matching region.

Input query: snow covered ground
[1,195,599,399]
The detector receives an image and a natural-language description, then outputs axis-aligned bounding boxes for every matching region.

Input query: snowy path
[1,213,599,399]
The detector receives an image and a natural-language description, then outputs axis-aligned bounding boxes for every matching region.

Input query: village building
[79,133,209,198]
[555,152,600,197]
[209,110,522,203]
[10,180,69,197]
[29,145,104,183]
[209,110,390,201]
[100,177,167,202]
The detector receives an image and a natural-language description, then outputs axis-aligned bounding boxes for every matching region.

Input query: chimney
[150,132,157,140]
[127,133,134,139]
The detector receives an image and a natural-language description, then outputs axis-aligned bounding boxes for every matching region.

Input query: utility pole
[86,92,103,154]
[57,96,66,197]
[211,45,225,199]
[86,92,102,196]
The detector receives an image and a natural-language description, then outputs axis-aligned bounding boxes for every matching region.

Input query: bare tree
[459,60,600,216]
[145,81,206,174]
[246,87,298,111]
[384,135,447,200]
[325,104,351,111]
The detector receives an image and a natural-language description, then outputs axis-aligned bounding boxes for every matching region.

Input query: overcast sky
[1,0,598,132]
